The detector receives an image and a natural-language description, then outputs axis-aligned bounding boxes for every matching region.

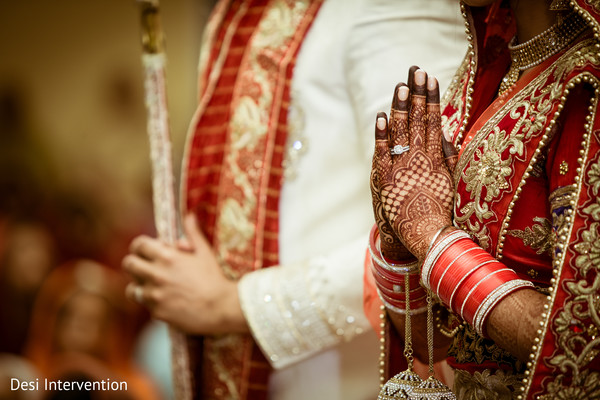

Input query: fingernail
[376,116,386,130]
[443,129,452,142]
[398,86,409,101]
[427,76,437,90]
[415,70,426,86]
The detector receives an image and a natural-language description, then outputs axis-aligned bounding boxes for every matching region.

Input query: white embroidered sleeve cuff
[238,255,368,369]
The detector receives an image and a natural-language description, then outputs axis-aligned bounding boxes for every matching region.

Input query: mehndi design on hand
[370,66,421,261]
[370,96,412,261]
[374,69,454,261]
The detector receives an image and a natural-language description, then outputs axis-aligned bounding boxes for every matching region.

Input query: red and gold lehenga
[432,0,600,398]
[366,1,600,398]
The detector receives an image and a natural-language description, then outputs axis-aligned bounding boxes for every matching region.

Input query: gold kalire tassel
[407,292,455,400]
[377,267,423,399]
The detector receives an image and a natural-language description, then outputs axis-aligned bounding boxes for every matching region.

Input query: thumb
[183,213,207,250]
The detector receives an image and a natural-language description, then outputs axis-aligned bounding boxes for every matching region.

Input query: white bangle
[473,279,534,336]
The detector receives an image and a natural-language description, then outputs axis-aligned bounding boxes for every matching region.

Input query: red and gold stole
[180,0,323,398]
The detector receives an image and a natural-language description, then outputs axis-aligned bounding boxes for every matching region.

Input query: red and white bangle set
[421,227,534,336]
[369,225,427,315]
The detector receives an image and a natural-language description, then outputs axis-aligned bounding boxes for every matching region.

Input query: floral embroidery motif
[527,268,539,278]
[454,369,524,400]
[456,127,521,249]
[540,370,600,400]
[541,156,600,397]
[454,39,600,252]
[574,223,600,275]
[590,158,600,193]
[584,198,600,221]
[448,324,523,370]
[463,129,514,202]
[584,0,600,12]
[507,217,554,255]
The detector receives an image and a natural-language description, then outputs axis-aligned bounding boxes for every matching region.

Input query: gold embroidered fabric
[454,39,600,255]
[447,325,524,372]
[453,369,524,400]
[539,156,600,398]
[507,217,554,255]
[441,2,600,397]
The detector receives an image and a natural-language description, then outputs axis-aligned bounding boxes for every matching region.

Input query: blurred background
[0,0,214,398]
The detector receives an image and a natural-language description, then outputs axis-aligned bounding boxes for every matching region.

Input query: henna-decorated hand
[370,68,421,261]
[374,69,454,261]
[371,152,412,260]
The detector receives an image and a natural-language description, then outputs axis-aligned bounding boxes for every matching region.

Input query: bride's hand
[373,68,454,261]
[369,67,422,261]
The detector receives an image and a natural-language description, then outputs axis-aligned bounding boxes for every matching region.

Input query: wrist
[380,242,414,263]
[220,280,250,334]
[369,225,426,315]
[421,230,533,337]
[422,225,456,261]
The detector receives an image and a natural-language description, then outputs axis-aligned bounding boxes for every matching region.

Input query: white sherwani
[238,0,467,399]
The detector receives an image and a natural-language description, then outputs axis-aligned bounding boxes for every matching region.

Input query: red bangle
[460,268,520,324]
[421,229,471,288]
[368,224,431,315]
[429,239,477,299]
[377,288,428,314]
[436,247,491,305]
[371,262,423,299]
[421,232,534,336]
[447,257,496,312]
[450,263,499,315]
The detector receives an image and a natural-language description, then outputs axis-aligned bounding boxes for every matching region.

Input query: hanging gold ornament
[406,376,455,400]
[378,369,423,400]
[406,292,456,400]
[377,264,423,399]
